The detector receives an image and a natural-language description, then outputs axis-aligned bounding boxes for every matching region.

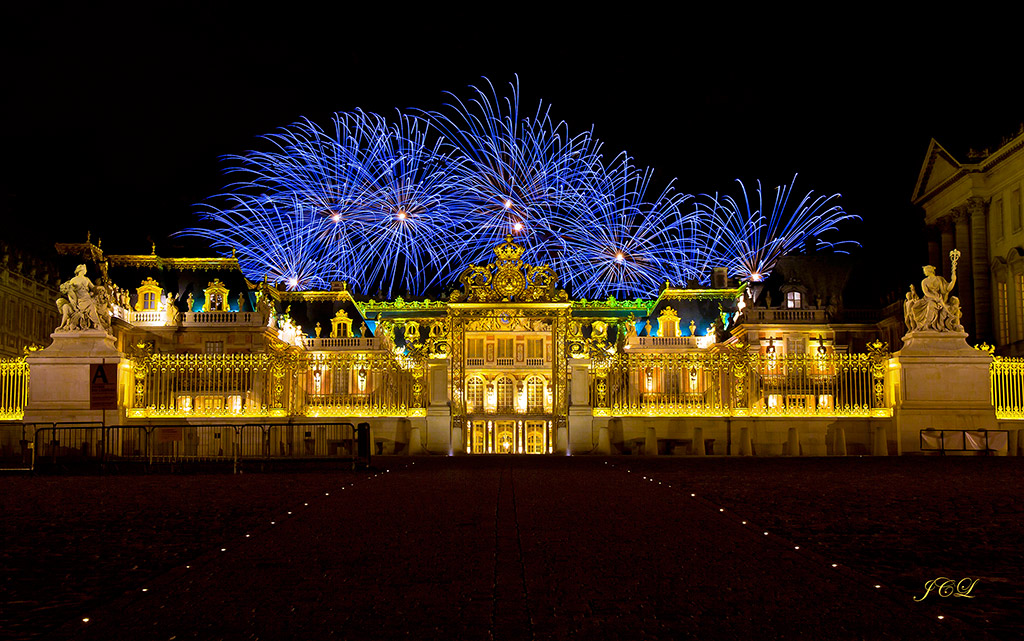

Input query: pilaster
[968,197,992,343]
[951,207,974,338]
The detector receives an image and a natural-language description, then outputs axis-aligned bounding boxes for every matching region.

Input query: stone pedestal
[554,425,568,455]
[833,426,847,455]
[568,406,595,454]
[891,331,997,454]
[24,331,125,426]
[424,361,451,453]
[644,425,657,456]
[424,407,451,454]
[596,427,611,455]
[737,426,752,456]
[408,426,423,455]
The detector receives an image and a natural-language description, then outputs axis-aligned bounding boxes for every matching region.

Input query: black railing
[31,421,371,470]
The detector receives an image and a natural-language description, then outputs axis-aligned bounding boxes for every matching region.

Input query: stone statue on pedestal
[904,250,963,334]
[55,264,109,333]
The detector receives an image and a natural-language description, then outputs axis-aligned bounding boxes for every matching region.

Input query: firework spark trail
[182,196,341,291]
[691,175,860,282]
[179,78,858,298]
[427,75,611,269]
[544,154,694,298]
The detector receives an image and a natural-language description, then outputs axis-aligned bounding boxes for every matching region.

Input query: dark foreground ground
[1,456,1022,640]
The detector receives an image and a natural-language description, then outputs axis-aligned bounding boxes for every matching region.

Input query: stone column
[952,207,975,339]
[939,217,955,282]
[692,426,705,456]
[968,197,992,344]
[927,226,942,271]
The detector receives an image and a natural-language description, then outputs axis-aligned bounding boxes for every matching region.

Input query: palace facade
[19,231,913,459]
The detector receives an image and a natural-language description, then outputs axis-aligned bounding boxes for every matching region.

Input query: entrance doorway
[466,419,552,454]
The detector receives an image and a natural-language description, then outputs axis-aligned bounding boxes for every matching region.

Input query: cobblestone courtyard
[2,457,1021,640]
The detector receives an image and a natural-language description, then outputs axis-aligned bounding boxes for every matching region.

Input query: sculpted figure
[905,258,963,333]
[55,264,106,332]
[56,294,74,331]
[93,285,112,332]
[165,292,180,325]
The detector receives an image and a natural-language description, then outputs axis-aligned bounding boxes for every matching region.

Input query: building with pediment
[913,124,1024,353]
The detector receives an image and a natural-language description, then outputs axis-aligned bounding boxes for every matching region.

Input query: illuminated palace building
[34,231,904,458]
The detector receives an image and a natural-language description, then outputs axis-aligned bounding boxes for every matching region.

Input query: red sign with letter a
[89,363,118,410]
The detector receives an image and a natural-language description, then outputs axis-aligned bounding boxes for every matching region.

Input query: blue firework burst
[693,175,859,282]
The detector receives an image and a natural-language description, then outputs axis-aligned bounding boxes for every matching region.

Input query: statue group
[56,264,112,334]
[904,250,963,334]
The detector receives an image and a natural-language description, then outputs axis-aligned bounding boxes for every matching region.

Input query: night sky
[3,7,1021,301]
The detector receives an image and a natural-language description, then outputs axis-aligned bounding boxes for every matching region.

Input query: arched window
[466,376,485,413]
[785,291,802,309]
[526,376,545,412]
[495,376,515,411]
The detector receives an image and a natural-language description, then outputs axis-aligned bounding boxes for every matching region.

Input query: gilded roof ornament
[451,236,567,303]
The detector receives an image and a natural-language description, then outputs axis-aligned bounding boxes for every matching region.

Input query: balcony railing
[305,337,379,350]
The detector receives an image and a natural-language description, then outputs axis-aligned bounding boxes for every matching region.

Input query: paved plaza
[2,457,1020,640]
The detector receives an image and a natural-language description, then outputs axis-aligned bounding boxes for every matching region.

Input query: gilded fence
[0,357,29,420]
[991,357,1024,419]
[594,343,889,417]
[302,352,423,417]
[128,350,424,418]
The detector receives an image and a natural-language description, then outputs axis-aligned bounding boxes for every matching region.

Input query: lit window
[495,377,515,411]
[1016,274,1024,342]
[785,292,802,309]
[526,376,545,412]
[466,377,485,413]
[786,337,806,355]
[998,281,1010,345]
[205,341,224,354]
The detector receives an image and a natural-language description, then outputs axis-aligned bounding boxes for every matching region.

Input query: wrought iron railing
[991,356,1024,419]
[593,346,888,417]
[0,357,29,420]
[127,350,424,419]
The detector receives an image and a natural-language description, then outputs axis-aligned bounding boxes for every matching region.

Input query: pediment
[912,139,964,205]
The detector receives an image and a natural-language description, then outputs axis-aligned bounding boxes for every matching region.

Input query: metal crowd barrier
[919,429,1010,455]
[31,421,372,471]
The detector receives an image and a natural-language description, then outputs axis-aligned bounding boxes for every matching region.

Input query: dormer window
[785,291,803,309]
[135,277,163,312]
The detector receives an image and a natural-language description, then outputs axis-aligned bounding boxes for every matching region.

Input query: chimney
[711,267,728,289]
